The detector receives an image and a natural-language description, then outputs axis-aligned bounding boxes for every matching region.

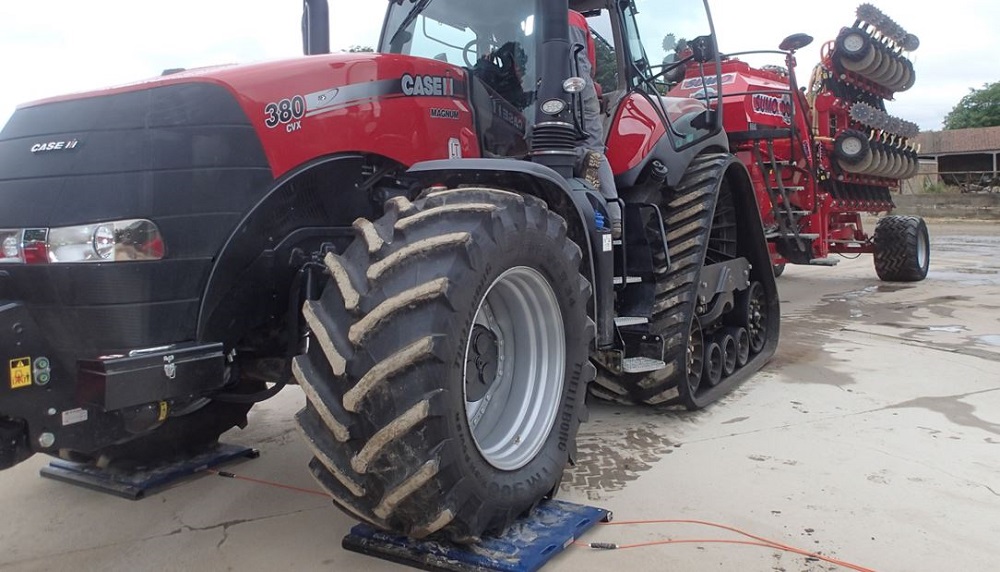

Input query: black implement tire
[773,263,786,278]
[873,215,930,282]
[295,188,594,541]
[834,130,871,167]
[836,28,873,63]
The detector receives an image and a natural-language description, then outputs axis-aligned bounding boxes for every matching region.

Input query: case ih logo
[30,140,79,154]
[401,74,455,97]
[681,73,736,90]
[751,93,792,125]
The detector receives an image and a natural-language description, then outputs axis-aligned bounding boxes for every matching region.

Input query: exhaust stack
[302,0,330,55]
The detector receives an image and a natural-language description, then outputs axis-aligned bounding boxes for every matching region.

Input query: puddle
[927,326,968,334]
[877,284,916,293]
[953,268,999,275]
[884,390,1000,436]
[926,270,1000,287]
[978,335,1000,347]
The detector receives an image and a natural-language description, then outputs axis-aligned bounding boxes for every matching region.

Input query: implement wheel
[874,215,930,282]
[294,188,593,541]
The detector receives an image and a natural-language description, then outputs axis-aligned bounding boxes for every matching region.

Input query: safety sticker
[9,358,32,389]
[158,402,169,422]
[62,408,89,426]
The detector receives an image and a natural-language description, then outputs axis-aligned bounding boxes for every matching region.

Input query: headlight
[0,219,165,265]
[563,77,587,94]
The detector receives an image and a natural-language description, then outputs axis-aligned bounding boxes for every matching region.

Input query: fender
[197,154,380,345]
[407,159,615,348]
[608,92,730,188]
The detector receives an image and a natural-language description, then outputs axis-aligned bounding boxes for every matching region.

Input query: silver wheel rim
[844,33,865,53]
[916,225,929,269]
[842,137,864,157]
[463,266,565,471]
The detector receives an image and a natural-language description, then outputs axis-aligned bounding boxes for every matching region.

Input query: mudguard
[406,159,616,348]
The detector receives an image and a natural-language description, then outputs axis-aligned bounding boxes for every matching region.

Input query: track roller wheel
[873,215,930,282]
[734,281,769,355]
[703,342,723,387]
[684,316,705,395]
[295,188,594,541]
[727,327,751,368]
[719,333,738,378]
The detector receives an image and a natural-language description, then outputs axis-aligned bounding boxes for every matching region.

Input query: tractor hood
[6,53,469,178]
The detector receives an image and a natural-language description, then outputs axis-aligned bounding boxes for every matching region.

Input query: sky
[1,0,997,133]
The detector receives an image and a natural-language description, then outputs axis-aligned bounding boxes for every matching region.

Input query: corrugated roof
[916,126,1000,155]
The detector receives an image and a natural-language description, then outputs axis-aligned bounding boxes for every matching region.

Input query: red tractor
[670,4,929,281]
[0,0,779,542]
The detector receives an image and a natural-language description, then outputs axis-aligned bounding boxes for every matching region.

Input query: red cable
[580,519,877,572]
[208,469,332,499]
[207,469,875,571]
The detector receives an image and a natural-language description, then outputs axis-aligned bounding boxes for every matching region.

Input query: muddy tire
[294,188,593,541]
[873,215,929,282]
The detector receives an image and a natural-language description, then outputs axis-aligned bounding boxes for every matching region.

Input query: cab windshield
[381,0,539,114]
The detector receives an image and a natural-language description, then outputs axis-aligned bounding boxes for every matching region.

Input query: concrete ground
[1,220,999,572]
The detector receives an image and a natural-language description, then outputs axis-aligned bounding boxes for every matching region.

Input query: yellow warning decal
[10,358,32,389]
[158,401,169,422]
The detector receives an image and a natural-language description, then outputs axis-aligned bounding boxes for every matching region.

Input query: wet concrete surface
[1,220,999,571]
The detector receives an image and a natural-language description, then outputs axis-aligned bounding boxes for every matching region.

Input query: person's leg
[596,155,622,238]
[580,149,623,238]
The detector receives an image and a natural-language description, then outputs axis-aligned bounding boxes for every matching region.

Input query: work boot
[607,202,623,239]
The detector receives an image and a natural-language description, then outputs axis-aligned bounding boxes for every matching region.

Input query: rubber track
[593,154,729,405]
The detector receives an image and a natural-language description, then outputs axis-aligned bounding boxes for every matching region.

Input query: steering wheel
[463,39,479,67]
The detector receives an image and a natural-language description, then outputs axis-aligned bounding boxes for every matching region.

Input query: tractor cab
[376,0,727,179]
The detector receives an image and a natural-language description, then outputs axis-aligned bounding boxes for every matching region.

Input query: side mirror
[688,35,717,63]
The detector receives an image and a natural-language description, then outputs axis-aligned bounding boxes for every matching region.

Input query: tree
[593,36,617,93]
[943,81,1000,130]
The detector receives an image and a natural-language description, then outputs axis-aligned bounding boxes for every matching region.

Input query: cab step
[622,357,667,374]
[614,317,649,328]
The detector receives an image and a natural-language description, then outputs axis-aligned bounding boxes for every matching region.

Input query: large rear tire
[295,188,593,541]
[873,215,930,282]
